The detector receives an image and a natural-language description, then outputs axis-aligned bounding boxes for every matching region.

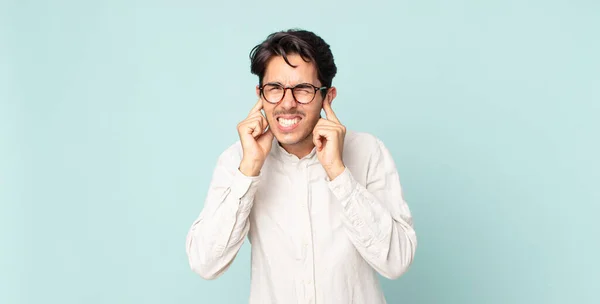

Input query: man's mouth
[275,115,302,131]
[277,117,301,127]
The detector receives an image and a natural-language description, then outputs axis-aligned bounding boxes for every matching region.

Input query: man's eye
[294,85,312,93]
[267,86,283,91]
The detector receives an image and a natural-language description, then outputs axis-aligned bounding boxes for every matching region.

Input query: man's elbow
[190,265,221,280]
[379,259,413,280]
[187,247,235,280]
[186,234,226,280]
[379,243,416,279]
[189,258,227,280]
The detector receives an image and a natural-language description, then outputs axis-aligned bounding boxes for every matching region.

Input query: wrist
[324,162,346,180]
[239,158,263,177]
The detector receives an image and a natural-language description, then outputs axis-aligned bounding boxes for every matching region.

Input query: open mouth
[276,116,302,131]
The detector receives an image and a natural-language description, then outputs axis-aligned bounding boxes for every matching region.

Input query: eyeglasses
[259,83,328,104]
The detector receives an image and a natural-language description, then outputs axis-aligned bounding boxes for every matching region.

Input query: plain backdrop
[1,0,599,303]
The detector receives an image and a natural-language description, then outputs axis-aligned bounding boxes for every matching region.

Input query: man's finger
[313,134,323,151]
[314,127,339,141]
[257,127,274,146]
[251,119,263,138]
[248,110,265,120]
[249,98,263,115]
[322,99,340,123]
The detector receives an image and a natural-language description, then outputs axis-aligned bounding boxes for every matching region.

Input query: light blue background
[2,0,599,303]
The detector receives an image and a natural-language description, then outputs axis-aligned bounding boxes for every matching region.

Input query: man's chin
[274,134,299,146]
[274,131,307,146]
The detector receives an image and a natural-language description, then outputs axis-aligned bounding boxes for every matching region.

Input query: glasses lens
[263,84,284,103]
[293,84,315,104]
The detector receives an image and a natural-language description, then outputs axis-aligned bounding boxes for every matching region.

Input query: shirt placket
[299,160,316,304]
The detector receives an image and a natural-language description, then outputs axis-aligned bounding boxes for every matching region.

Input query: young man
[186,29,417,303]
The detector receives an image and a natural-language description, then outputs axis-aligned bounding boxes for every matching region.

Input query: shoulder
[216,140,244,165]
[343,130,388,160]
[344,130,385,150]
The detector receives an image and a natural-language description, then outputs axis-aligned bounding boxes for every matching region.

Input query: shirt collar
[270,137,319,165]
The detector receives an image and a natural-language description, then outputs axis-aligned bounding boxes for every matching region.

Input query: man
[186,29,417,303]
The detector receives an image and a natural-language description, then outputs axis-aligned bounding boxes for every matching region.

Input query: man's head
[249,29,337,151]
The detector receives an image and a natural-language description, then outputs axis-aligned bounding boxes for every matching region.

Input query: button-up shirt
[186,130,417,303]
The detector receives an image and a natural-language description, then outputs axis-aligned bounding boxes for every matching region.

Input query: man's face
[257,54,333,147]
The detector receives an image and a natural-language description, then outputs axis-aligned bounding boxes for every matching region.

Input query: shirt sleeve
[328,137,417,279]
[185,145,260,280]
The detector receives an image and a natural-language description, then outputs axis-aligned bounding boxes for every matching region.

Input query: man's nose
[279,88,298,109]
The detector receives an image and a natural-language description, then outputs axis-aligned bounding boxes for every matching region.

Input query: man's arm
[185,145,260,280]
[329,137,417,279]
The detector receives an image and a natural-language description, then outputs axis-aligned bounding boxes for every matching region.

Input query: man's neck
[280,135,316,159]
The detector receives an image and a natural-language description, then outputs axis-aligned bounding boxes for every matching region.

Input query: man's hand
[313,100,346,180]
[237,99,274,176]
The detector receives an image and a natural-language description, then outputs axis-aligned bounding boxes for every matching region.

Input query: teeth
[278,118,300,127]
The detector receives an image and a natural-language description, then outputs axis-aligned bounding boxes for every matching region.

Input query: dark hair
[249,29,337,95]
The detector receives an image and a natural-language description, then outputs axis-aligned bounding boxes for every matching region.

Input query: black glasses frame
[259,83,328,104]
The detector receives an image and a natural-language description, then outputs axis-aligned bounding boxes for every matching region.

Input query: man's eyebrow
[263,81,311,86]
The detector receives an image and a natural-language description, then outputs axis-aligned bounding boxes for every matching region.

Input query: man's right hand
[237,99,274,176]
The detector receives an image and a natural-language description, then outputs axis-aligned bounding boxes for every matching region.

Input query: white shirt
[186,130,417,303]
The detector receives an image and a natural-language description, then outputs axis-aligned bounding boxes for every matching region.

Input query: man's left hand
[313,100,346,180]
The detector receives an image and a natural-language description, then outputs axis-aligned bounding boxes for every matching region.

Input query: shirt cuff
[230,169,261,201]
[327,167,358,207]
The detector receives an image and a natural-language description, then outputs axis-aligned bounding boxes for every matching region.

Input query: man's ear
[325,86,337,105]
[320,87,337,118]
[256,85,261,98]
